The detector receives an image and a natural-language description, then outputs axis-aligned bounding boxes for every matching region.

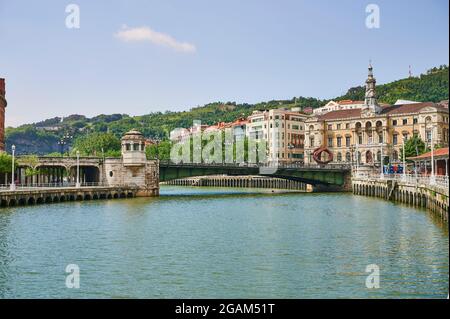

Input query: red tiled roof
[380,102,448,115]
[317,108,362,120]
[316,102,448,120]
[408,148,449,160]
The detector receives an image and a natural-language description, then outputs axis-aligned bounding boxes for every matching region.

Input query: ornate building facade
[0,78,6,152]
[304,65,449,166]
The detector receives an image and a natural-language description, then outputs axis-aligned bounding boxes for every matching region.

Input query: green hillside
[5,65,448,155]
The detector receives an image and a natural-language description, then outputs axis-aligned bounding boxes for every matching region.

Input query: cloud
[115,25,196,53]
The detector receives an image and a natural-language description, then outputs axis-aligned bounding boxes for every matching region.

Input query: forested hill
[5,65,449,155]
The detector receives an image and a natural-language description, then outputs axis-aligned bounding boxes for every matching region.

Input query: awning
[407,147,449,161]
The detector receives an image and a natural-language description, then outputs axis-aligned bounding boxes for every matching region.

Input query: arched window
[365,151,373,164]
[345,152,351,162]
[337,152,342,162]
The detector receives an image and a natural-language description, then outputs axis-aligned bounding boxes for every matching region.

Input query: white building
[313,100,366,115]
[246,108,307,163]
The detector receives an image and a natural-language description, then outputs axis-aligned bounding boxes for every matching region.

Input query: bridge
[2,156,352,197]
[159,161,351,191]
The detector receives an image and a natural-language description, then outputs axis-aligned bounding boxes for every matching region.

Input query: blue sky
[0,0,448,127]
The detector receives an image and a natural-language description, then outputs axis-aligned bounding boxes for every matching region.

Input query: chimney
[0,78,5,96]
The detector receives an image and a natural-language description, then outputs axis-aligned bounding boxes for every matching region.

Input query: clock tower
[363,63,381,114]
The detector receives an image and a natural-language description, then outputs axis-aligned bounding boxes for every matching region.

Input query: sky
[0,0,448,127]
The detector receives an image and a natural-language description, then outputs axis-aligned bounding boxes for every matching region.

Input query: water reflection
[0,186,448,298]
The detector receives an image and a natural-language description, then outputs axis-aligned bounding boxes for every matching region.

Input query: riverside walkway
[0,183,140,207]
[352,172,449,220]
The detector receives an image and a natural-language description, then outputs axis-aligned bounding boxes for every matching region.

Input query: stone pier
[162,175,309,191]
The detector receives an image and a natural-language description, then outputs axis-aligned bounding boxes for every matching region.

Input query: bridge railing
[159,160,351,170]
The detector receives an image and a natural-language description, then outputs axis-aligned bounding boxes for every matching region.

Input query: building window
[413,118,418,124]
[426,130,432,142]
[109,171,113,177]
[345,123,350,129]
[337,124,341,130]
[345,136,351,147]
[358,134,363,144]
[310,137,315,147]
[328,137,333,147]
[337,137,342,147]
[402,133,408,141]
[337,152,342,162]
[345,152,351,162]
[393,150,398,161]
[393,120,397,126]
[125,143,131,151]
[393,134,398,145]
[328,124,332,130]
[402,119,408,125]
[379,134,383,143]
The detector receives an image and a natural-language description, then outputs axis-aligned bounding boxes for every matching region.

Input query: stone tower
[0,78,6,152]
[363,63,381,114]
[121,129,147,166]
[103,129,159,196]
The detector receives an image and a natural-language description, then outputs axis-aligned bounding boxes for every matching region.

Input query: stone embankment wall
[352,178,448,221]
[162,175,309,191]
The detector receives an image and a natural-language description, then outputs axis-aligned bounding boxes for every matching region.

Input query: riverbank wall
[161,175,310,191]
[352,177,449,221]
[0,186,139,208]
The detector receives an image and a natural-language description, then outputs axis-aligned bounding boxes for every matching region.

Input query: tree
[400,135,427,161]
[72,132,121,156]
[17,155,41,178]
[146,140,171,160]
[0,152,13,174]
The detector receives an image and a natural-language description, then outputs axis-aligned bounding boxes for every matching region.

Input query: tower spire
[364,62,381,113]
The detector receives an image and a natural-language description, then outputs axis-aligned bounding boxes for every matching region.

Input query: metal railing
[353,171,449,191]
[0,182,108,190]
[158,160,351,170]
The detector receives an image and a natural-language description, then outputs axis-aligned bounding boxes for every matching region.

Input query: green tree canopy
[72,132,121,156]
[0,152,13,173]
[400,135,427,161]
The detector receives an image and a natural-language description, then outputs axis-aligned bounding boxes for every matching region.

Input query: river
[0,186,448,298]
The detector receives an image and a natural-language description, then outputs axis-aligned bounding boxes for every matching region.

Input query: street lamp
[380,142,384,179]
[76,150,81,188]
[10,145,16,191]
[430,130,436,185]
[402,136,406,180]
[58,133,73,156]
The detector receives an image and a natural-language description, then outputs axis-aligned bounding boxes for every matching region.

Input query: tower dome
[121,129,146,166]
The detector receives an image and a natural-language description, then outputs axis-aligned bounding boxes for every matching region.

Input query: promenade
[352,172,449,220]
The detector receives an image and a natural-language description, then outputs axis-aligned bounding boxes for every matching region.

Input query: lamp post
[402,136,406,180]
[10,145,16,191]
[58,133,73,156]
[430,130,436,185]
[76,150,81,188]
[380,142,384,179]
[355,142,359,174]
